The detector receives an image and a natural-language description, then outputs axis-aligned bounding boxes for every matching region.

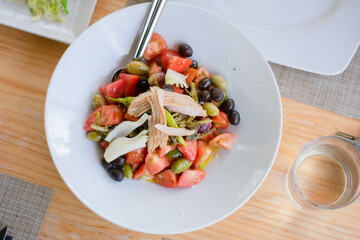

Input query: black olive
[198,90,211,104]
[111,68,125,82]
[229,110,241,125]
[109,168,125,182]
[210,88,224,102]
[137,78,150,93]
[101,157,113,171]
[112,155,126,169]
[190,60,198,69]
[198,78,211,90]
[222,99,235,113]
[178,43,193,57]
[163,84,174,92]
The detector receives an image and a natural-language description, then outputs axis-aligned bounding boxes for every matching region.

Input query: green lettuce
[28,0,68,21]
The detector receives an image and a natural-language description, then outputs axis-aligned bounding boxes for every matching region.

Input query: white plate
[0,0,97,44]
[174,0,360,75]
[45,3,282,234]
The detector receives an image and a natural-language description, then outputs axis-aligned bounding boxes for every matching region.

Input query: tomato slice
[154,169,178,188]
[84,105,124,131]
[200,129,220,142]
[194,66,211,86]
[119,73,140,97]
[183,68,198,85]
[133,163,154,181]
[177,139,197,162]
[124,110,140,121]
[167,56,193,73]
[173,86,184,94]
[158,145,177,157]
[99,79,125,104]
[126,147,147,170]
[193,141,217,169]
[145,151,171,175]
[178,169,207,187]
[148,59,163,74]
[143,33,168,61]
[100,141,109,149]
[212,111,230,129]
[160,49,181,70]
[209,133,235,149]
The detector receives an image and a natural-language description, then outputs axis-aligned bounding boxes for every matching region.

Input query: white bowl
[45,2,282,234]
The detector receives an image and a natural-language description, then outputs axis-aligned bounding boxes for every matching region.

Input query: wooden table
[1,1,360,239]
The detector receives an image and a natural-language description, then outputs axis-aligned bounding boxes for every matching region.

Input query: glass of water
[287,132,360,210]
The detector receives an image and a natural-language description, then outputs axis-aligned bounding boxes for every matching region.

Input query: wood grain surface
[0,0,360,239]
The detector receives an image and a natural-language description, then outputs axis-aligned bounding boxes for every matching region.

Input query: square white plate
[0,0,97,44]
[174,0,360,75]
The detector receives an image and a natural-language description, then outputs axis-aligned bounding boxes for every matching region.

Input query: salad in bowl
[84,33,240,188]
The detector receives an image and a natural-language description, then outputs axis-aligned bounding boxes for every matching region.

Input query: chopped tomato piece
[167,56,193,73]
[148,59,163,74]
[178,169,207,187]
[194,66,211,86]
[200,129,220,142]
[145,151,170,175]
[154,169,178,188]
[99,141,109,149]
[119,73,140,97]
[84,105,124,131]
[160,49,181,70]
[194,141,217,169]
[177,139,197,162]
[173,86,184,94]
[133,163,154,181]
[158,145,177,157]
[99,79,125,104]
[126,147,147,170]
[124,110,140,121]
[143,33,168,61]
[212,111,230,129]
[183,68,198,85]
[209,133,235,149]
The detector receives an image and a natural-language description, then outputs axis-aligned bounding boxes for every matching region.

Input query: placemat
[0,173,53,240]
[128,0,360,120]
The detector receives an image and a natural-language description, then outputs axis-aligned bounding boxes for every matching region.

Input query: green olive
[92,94,106,110]
[203,102,219,116]
[87,131,102,142]
[165,148,182,161]
[171,158,192,174]
[126,61,150,75]
[211,74,228,91]
[122,164,133,179]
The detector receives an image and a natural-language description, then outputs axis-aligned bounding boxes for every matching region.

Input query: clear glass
[287,134,360,210]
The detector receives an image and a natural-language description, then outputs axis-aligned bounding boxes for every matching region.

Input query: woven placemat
[127,0,360,120]
[0,173,53,240]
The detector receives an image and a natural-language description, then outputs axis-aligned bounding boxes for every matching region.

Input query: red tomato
[200,129,220,142]
[158,145,177,157]
[173,86,184,94]
[124,110,140,121]
[183,68,198,85]
[212,111,230,129]
[99,79,125,104]
[119,73,140,97]
[148,59,163,74]
[178,169,207,187]
[154,169,178,188]
[209,133,235,149]
[145,151,170,175]
[126,147,147,170]
[177,139,197,162]
[143,33,168,61]
[84,105,124,131]
[167,56,193,73]
[193,141,216,169]
[99,141,109,149]
[133,163,154,181]
[194,66,211,86]
[160,49,181,70]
